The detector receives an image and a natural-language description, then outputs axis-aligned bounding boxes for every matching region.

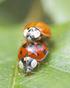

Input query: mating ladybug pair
[18,22,51,73]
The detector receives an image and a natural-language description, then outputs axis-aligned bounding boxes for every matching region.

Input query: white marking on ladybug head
[23,27,41,42]
[31,59,37,69]
[29,27,41,38]
[23,29,28,37]
[18,60,24,69]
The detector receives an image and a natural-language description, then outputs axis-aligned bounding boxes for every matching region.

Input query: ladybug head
[23,22,51,42]
[23,27,42,42]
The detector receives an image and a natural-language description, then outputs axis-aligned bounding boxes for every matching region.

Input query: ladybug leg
[37,62,41,70]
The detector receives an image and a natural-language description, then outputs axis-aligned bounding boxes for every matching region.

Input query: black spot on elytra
[20,50,22,54]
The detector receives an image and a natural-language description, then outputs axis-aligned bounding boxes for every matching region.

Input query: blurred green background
[0,0,70,88]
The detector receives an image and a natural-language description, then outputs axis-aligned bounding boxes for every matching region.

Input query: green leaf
[41,0,70,23]
[0,23,70,88]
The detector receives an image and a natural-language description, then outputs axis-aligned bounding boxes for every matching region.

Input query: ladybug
[18,22,51,73]
[18,42,48,62]
[24,22,51,38]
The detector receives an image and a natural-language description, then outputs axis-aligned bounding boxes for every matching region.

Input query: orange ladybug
[18,22,51,73]
[24,22,51,38]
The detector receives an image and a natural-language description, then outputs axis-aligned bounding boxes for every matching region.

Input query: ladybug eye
[23,29,28,37]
